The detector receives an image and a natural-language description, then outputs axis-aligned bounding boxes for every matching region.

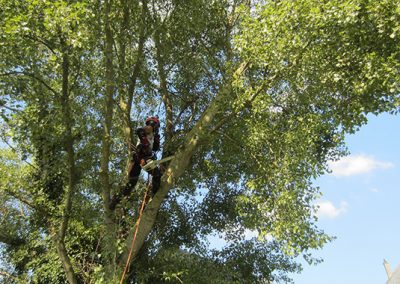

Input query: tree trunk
[54,236,78,284]
[100,0,118,281]
[53,37,78,284]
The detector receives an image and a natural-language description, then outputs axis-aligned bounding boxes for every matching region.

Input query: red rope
[119,182,150,284]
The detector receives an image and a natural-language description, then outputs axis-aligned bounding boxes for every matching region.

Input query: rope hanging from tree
[119,177,151,284]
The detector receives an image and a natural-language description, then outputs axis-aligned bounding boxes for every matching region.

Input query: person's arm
[153,133,160,151]
[136,127,149,147]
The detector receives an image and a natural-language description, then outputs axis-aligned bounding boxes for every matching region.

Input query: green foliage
[1,0,399,283]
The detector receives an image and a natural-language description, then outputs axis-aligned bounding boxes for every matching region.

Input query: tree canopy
[0,0,399,283]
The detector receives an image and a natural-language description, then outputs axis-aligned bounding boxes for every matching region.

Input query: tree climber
[109,116,162,210]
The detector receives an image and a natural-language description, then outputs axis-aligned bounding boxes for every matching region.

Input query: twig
[4,190,34,209]
[0,104,20,112]
[0,270,16,280]
[0,71,59,96]
[24,33,57,55]
[1,139,37,169]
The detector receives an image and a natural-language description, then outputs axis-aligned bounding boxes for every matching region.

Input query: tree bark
[53,37,78,284]
[60,39,76,242]
[100,0,118,280]
[154,32,174,156]
[118,0,147,175]
[54,235,78,284]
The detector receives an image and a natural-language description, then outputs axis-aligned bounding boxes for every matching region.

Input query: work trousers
[109,157,161,210]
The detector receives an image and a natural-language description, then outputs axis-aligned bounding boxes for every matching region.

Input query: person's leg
[150,166,161,196]
[109,159,142,210]
[124,160,142,194]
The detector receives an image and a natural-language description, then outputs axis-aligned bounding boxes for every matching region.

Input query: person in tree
[109,116,162,210]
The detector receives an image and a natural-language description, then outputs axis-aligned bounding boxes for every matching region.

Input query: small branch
[173,95,201,126]
[1,139,37,169]
[198,36,225,74]
[4,189,50,216]
[0,270,17,280]
[0,71,59,96]
[19,201,26,217]
[24,33,57,55]
[0,104,20,112]
[6,191,33,209]
[210,38,311,135]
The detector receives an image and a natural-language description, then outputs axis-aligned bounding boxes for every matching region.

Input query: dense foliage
[1,0,399,283]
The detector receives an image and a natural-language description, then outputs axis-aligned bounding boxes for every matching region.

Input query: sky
[291,112,400,284]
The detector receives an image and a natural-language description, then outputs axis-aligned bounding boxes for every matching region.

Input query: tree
[1,0,399,283]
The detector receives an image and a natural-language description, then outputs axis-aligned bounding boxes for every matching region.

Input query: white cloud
[316,201,348,219]
[328,154,394,177]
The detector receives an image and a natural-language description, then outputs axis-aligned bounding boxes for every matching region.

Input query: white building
[384,259,400,284]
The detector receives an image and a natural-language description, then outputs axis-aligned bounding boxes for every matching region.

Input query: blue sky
[291,112,400,284]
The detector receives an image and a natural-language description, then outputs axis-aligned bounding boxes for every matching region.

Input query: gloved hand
[136,128,145,138]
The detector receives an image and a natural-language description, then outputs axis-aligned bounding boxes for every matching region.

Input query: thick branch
[100,0,115,214]
[100,0,118,280]
[52,234,78,284]
[50,35,78,284]
[154,32,174,154]
[119,0,148,153]
[59,41,76,242]
[127,0,148,113]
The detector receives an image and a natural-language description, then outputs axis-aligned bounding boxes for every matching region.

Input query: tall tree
[1,0,399,283]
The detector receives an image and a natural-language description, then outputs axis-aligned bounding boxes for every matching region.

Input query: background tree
[1,0,399,283]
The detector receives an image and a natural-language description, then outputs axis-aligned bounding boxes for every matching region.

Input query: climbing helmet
[145,116,160,129]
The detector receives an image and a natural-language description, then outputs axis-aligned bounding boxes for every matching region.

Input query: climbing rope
[119,176,151,284]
